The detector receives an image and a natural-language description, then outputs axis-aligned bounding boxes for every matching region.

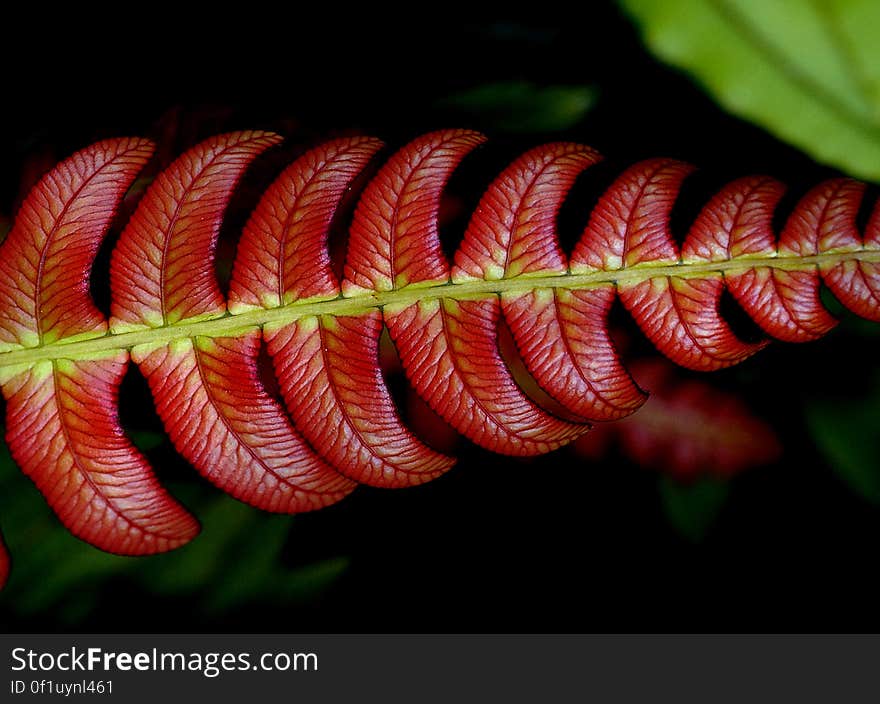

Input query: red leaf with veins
[230,136,385,311]
[111,131,283,330]
[343,129,486,293]
[133,332,354,511]
[5,353,199,551]
[268,312,453,486]
[804,179,880,323]
[0,138,154,349]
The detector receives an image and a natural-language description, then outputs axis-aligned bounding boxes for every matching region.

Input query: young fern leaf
[1,129,879,583]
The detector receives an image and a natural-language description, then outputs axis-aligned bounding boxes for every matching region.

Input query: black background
[1,5,878,632]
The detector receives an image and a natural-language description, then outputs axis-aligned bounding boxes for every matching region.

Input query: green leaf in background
[438,81,598,133]
[659,477,729,543]
[620,0,880,181]
[804,371,880,503]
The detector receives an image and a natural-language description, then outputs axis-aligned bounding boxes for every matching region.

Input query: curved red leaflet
[454,143,599,281]
[824,257,880,322]
[387,297,587,455]
[342,129,485,294]
[625,274,768,370]
[229,136,384,311]
[797,179,880,323]
[571,159,684,271]
[574,160,764,370]
[267,312,454,486]
[4,353,199,553]
[133,333,354,511]
[0,138,198,554]
[111,131,282,330]
[0,138,155,350]
[502,286,646,420]
[682,176,785,262]
[451,142,643,420]
[716,179,838,342]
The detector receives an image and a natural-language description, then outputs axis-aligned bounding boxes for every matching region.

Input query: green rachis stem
[0,248,876,368]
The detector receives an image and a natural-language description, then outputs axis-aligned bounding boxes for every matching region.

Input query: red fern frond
[1,129,878,583]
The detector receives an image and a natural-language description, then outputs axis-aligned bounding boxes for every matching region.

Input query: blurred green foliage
[438,81,598,133]
[660,477,730,543]
[804,369,880,504]
[620,0,880,181]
